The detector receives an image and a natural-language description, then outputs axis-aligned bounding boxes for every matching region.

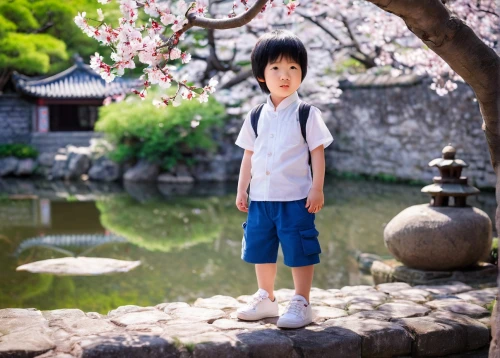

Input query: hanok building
[0,55,139,153]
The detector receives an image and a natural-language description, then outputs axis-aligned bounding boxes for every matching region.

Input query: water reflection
[0,177,496,313]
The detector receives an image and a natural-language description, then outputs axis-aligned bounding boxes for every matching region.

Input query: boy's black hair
[251,30,308,94]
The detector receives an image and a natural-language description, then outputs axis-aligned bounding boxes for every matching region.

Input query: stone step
[0,283,494,357]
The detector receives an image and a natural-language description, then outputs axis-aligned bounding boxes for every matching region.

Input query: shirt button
[266,171,270,175]
[267,152,272,156]
[270,134,274,138]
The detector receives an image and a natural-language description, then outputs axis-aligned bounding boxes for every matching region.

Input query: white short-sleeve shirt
[235,91,334,202]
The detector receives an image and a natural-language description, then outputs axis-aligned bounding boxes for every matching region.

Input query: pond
[0,177,496,314]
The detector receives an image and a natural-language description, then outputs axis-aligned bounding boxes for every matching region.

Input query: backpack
[250,102,312,165]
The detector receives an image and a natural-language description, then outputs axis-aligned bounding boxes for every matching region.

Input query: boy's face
[258,56,302,99]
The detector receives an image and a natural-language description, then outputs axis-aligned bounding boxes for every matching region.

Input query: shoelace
[284,300,307,318]
[246,294,267,309]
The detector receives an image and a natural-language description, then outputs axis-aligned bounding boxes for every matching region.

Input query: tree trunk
[364,0,500,354]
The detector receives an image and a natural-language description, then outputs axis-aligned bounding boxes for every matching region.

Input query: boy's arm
[306,145,325,213]
[236,149,253,212]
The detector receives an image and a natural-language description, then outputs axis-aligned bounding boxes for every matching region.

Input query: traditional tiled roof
[12,55,141,99]
[339,73,423,89]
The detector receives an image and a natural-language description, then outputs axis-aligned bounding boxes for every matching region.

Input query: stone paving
[0,281,496,357]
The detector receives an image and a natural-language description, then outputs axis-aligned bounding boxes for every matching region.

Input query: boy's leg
[256,263,277,301]
[291,265,314,303]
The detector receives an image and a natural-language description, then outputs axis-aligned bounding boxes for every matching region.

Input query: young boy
[234,30,333,329]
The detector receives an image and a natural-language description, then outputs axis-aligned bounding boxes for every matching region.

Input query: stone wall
[31,132,103,154]
[323,78,495,188]
[0,94,33,144]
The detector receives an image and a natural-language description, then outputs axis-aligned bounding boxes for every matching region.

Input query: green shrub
[0,144,38,159]
[96,93,226,170]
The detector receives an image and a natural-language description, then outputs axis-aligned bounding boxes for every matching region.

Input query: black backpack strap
[298,102,311,143]
[298,102,312,167]
[250,103,265,137]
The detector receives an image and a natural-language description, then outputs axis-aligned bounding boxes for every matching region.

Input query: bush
[95,93,226,170]
[0,144,38,159]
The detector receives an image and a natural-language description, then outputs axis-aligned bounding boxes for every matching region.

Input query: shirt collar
[266,91,300,112]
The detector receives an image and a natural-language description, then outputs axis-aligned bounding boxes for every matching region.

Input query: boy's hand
[305,188,324,214]
[236,191,249,212]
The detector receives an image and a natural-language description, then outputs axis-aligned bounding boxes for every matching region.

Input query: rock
[178,331,245,357]
[236,329,296,357]
[357,252,384,272]
[111,310,172,326]
[51,154,68,180]
[0,157,18,176]
[456,288,497,307]
[161,322,217,338]
[192,154,228,182]
[88,156,121,182]
[312,306,348,322]
[309,288,335,300]
[321,298,347,309]
[169,307,226,323]
[211,319,264,330]
[38,153,55,167]
[50,317,117,335]
[340,285,377,294]
[77,332,179,357]
[345,294,387,306]
[0,308,43,318]
[384,204,492,270]
[108,305,155,318]
[389,288,431,303]
[15,158,36,176]
[345,310,393,321]
[16,257,141,275]
[194,295,241,310]
[414,281,473,295]
[282,327,362,357]
[424,299,490,318]
[376,282,412,293]
[429,311,490,351]
[347,302,375,315]
[371,259,497,286]
[157,173,195,184]
[324,319,412,357]
[124,160,160,182]
[0,322,55,356]
[156,302,190,313]
[376,302,431,318]
[66,150,91,180]
[42,309,86,321]
[393,316,466,356]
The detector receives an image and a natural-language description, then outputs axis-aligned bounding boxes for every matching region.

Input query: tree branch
[178,0,268,37]
[220,68,253,89]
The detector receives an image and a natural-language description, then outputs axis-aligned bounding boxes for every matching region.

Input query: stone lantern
[383,145,492,271]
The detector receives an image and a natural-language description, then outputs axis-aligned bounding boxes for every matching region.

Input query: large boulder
[65,147,91,180]
[0,157,18,176]
[192,154,227,181]
[51,154,68,180]
[38,153,55,167]
[89,157,121,182]
[384,204,492,271]
[123,160,159,182]
[15,158,37,176]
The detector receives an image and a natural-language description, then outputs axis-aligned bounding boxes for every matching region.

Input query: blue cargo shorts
[241,198,321,267]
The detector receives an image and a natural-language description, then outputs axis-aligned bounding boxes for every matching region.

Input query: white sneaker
[236,288,279,321]
[277,294,313,329]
